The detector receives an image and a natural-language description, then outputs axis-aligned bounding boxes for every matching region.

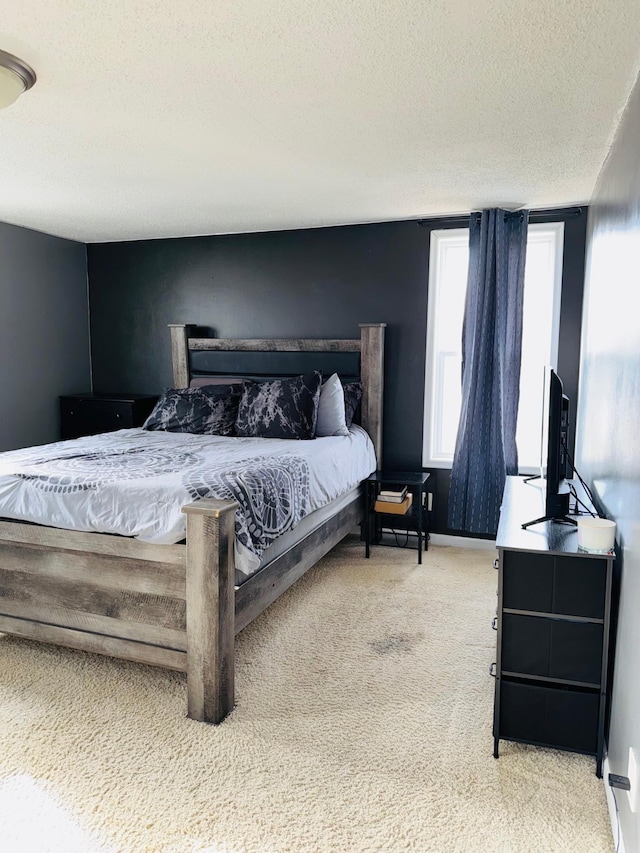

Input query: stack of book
[374,486,413,515]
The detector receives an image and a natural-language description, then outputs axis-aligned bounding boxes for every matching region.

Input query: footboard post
[182,498,238,724]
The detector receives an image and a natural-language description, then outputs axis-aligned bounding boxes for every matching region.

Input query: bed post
[182,498,238,724]
[168,324,197,388]
[359,323,386,468]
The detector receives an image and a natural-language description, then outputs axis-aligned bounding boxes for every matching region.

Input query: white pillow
[315,373,349,437]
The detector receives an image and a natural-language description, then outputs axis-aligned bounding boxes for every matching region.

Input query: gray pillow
[143,384,243,435]
[316,374,349,437]
[235,372,322,439]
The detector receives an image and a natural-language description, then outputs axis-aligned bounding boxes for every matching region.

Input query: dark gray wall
[0,222,90,451]
[577,72,640,852]
[88,221,430,475]
[87,211,586,535]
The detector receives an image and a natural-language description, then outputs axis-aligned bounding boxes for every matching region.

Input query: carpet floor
[0,538,613,853]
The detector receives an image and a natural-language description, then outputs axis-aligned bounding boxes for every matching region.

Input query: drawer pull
[116,413,121,418]
[489,662,497,677]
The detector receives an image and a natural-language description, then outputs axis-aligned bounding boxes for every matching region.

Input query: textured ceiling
[1,1,640,243]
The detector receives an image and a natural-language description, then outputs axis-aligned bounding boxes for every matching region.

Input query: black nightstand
[59,393,158,440]
[365,471,430,564]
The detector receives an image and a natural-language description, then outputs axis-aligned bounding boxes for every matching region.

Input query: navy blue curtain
[448,208,529,535]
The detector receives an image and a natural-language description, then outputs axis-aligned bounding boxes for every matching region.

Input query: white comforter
[0,426,376,576]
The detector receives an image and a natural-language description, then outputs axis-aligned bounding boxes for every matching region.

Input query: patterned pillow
[235,372,322,440]
[343,381,363,429]
[143,384,243,435]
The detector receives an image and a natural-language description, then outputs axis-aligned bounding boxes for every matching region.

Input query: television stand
[493,476,614,777]
[521,480,574,528]
[522,474,541,484]
[521,514,577,530]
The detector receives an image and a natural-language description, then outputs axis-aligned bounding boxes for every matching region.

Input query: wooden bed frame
[0,323,385,723]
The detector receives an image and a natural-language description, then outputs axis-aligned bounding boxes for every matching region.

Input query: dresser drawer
[60,395,157,440]
[502,551,607,619]
[60,398,94,439]
[499,679,599,754]
[501,613,603,684]
[89,400,134,431]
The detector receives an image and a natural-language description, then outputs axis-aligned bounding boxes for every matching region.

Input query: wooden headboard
[168,323,386,466]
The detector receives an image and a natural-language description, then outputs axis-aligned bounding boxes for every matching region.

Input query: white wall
[577,70,640,853]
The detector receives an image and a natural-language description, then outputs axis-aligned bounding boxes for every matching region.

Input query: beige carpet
[0,537,613,853]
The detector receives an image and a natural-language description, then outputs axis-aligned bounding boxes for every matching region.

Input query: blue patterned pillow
[343,381,363,428]
[235,372,322,439]
[143,384,243,435]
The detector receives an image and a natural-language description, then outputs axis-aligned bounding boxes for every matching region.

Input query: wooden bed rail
[168,323,386,466]
[0,490,360,726]
[0,499,239,726]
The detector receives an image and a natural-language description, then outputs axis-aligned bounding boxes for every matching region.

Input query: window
[423,222,564,472]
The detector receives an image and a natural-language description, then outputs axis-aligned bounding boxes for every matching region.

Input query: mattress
[0,426,376,577]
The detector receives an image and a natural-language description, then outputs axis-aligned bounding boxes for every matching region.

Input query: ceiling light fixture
[0,49,36,109]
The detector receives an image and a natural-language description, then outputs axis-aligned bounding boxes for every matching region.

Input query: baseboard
[603,753,626,853]
[428,533,497,550]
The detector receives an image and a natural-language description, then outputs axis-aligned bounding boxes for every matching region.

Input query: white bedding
[0,426,376,576]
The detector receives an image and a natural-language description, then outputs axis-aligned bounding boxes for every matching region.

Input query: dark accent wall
[88,210,586,535]
[88,221,430,475]
[0,222,90,451]
[577,71,640,853]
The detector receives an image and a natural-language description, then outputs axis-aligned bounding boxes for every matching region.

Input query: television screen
[540,365,550,481]
[545,369,570,515]
[522,367,573,528]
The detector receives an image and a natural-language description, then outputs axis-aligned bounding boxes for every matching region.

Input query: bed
[0,323,385,723]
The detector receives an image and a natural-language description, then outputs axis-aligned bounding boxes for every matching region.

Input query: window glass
[423,223,564,471]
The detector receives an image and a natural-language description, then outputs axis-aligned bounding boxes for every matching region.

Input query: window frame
[422,221,565,470]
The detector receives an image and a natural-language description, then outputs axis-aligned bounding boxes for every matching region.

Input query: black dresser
[493,476,614,777]
[59,393,158,440]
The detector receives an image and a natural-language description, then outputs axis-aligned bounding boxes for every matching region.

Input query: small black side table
[365,471,430,564]
[60,393,158,440]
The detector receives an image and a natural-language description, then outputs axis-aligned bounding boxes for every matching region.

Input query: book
[374,494,413,515]
[378,487,407,502]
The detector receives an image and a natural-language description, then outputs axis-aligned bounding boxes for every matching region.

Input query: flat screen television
[522,367,574,529]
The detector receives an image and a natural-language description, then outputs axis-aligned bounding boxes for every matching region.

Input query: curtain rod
[417,206,583,227]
